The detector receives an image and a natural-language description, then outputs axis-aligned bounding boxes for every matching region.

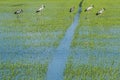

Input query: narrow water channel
[46,0,84,80]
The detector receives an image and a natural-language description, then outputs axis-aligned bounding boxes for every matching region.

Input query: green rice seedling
[0,62,48,80]
[1,0,120,79]
[0,0,81,49]
[64,56,120,80]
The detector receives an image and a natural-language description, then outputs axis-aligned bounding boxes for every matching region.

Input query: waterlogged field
[0,0,120,80]
[0,0,80,80]
[65,0,120,80]
[0,62,48,80]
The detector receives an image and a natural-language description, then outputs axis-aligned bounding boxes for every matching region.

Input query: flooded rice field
[0,0,120,80]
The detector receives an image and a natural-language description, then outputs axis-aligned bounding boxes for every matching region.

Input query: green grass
[64,64,120,80]
[0,0,82,80]
[0,62,48,80]
[0,0,81,48]
[0,0,120,80]
[68,0,120,79]
[0,0,80,32]
[71,0,120,49]
[80,0,120,27]
[64,56,120,80]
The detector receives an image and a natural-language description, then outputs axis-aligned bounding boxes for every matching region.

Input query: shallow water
[46,1,83,79]
[0,1,120,80]
[0,32,63,63]
[70,25,120,69]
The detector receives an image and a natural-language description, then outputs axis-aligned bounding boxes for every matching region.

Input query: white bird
[14,9,23,14]
[96,8,105,15]
[36,5,45,13]
[69,6,75,13]
[85,5,94,12]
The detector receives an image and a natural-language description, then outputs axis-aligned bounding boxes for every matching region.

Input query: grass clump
[0,62,48,80]
[64,58,120,80]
